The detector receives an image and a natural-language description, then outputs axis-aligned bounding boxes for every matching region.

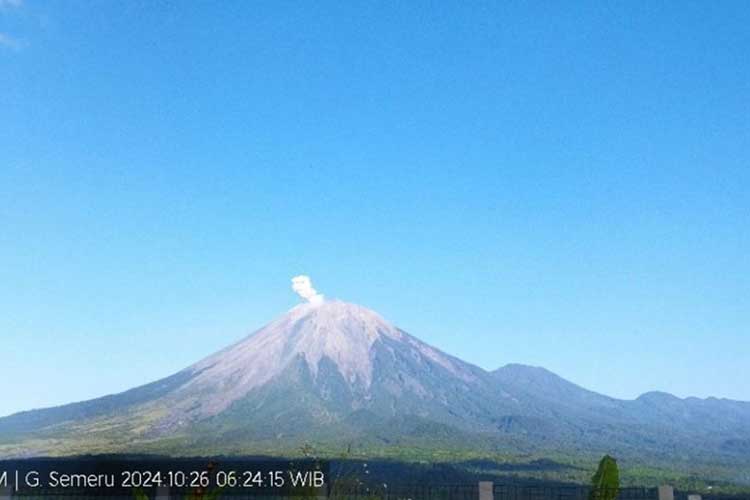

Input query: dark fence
[324,483,657,500]
[382,483,479,500]
[326,482,478,500]
[6,484,750,500]
[492,485,657,500]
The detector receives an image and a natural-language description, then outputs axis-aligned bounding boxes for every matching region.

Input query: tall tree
[590,455,620,500]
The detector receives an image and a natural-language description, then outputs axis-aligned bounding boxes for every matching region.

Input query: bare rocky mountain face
[1,299,749,473]
[170,300,481,421]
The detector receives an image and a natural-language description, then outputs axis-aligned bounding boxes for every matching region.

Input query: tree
[589,455,620,500]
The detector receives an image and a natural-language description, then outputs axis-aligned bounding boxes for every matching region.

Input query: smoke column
[291,275,324,305]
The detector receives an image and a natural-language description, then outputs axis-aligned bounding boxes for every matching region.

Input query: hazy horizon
[1,288,747,418]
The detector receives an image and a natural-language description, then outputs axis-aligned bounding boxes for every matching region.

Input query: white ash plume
[291,275,324,305]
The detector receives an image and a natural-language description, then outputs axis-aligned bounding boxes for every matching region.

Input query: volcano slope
[1,300,748,486]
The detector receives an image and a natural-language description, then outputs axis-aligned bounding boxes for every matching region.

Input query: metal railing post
[658,485,674,500]
[479,481,494,500]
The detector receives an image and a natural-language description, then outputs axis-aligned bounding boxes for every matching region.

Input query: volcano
[1,299,749,471]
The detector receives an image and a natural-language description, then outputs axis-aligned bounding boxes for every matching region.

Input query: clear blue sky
[1,1,748,417]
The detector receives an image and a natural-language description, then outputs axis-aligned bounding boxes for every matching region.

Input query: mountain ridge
[1,299,748,477]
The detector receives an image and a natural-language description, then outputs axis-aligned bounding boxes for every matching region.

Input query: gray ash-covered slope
[1,300,749,465]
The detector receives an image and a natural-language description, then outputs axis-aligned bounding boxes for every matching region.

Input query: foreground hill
[1,300,748,485]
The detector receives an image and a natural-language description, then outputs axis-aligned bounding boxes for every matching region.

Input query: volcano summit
[1,289,749,475]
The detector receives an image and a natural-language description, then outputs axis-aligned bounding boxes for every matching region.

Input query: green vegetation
[3,421,749,496]
[589,455,619,500]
